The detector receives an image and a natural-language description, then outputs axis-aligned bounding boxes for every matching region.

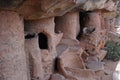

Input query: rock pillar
[25,36,44,80]
[25,17,55,80]
[55,11,80,40]
[0,11,28,80]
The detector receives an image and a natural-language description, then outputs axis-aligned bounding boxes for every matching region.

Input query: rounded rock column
[0,11,28,80]
[55,11,80,40]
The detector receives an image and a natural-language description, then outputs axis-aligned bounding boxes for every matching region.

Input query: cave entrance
[77,11,91,40]
[38,33,48,49]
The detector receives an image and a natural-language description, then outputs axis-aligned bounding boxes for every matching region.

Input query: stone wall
[0,0,119,80]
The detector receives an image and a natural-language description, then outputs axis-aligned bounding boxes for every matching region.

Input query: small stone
[104,70,112,75]
[96,50,107,61]
[49,73,66,80]
[86,61,104,71]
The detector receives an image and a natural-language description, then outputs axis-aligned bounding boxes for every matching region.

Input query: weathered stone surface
[41,50,53,80]
[0,0,119,80]
[58,49,85,70]
[0,0,24,9]
[87,56,99,62]
[25,17,59,80]
[81,0,117,11]
[18,0,76,19]
[82,0,107,11]
[79,11,103,47]
[86,61,105,71]
[105,0,116,11]
[25,17,56,55]
[95,70,104,80]
[49,73,66,80]
[55,11,80,40]
[25,36,44,80]
[0,11,28,80]
[79,11,108,61]
[95,50,107,61]
[81,51,89,62]
[0,0,118,19]
[63,67,96,80]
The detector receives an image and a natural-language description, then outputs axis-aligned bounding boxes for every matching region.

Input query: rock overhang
[0,0,118,20]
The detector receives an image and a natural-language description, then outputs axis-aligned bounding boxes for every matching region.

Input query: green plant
[105,41,120,61]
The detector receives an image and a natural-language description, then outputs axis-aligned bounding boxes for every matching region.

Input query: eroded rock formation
[0,0,119,80]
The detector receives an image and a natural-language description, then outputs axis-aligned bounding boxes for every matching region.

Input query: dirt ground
[102,60,119,80]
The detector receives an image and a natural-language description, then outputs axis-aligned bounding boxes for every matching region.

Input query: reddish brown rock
[18,0,80,19]
[58,49,85,70]
[64,67,96,80]
[95,70,104,80]
[86,61,105,71]
[49,73,66,80]
[81,51,89,62]
[55,11,80,40]
[41,50,53,80]
[87,56,99,62]
[0,0,119,80]
[95,50,107,61]
[0,10,28,80]
[25,17,63,80]
[25,36,44,80]
[25,17,61,54]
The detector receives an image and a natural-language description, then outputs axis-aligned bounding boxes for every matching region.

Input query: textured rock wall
[0,11,28,80]
[0,0,119,80]
[55,11,80,39]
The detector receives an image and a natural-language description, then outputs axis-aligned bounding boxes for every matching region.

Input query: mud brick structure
[0,0,119,80]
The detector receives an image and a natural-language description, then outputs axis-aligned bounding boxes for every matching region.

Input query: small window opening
[25,33,36,39]
[38,33,48,49]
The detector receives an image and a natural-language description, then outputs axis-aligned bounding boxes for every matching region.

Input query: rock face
[49,73,66,80]
[55,11,80,39]
[0,0,118,19]
[0,0,119,80]
[0,11,28,80]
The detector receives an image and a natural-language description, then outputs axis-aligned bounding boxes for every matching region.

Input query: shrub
[105,41,120,61]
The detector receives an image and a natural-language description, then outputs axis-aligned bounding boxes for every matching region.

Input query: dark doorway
[77,11,91,40]
[38,33,48,49]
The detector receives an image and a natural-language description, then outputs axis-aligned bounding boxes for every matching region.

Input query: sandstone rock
[17,0,85,19]
[95,50,107,61]
[60,39,80,46]
[105,0,116,11]
[0,11,28,80]
[0,0,118,20]
[81,0,117,11]
[86,61,105,71]
[104,70,112,75]
[81,51,89,62]
[55,33,63,46]
[25,36,44,80]
[82,0,107,11]
[49,73,66,80]
[25,17,57,57]
[41,50,53,80]
[95,70,104,80]
[56,48,98,80]
[58,49,85,71]
[87,56,99,62]
[55,11,80,39]
[64,67,96,80]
